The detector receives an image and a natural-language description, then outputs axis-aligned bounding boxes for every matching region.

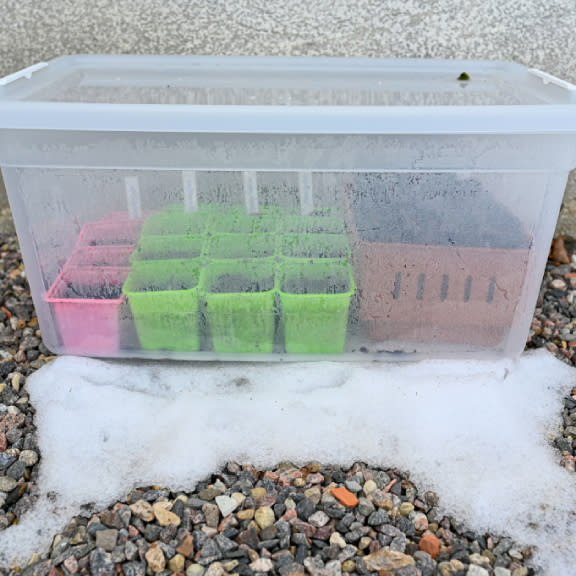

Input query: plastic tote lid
[0,55,576,134]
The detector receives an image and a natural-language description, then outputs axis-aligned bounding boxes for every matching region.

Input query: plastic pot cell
[45,266,129,354]
[280,210,345,235]
[76,219,143,247]
[142,211,208,236]
[209,207,278,234]
[279,234,350,261]
[131,235,204,261]
[279,260,355,354]
[66,245,133,268]
[203,259,276,354]
[206,234,276,260]
[123,259,201,351]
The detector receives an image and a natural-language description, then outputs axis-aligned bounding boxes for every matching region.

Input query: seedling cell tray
[279,260,355,354]
[123,259,201,351]
[203,259,277,354]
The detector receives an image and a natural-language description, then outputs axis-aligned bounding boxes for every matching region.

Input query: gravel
[0,216,574,575]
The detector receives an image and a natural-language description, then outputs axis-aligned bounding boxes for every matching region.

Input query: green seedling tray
[279,260,355,354]
[280,212,345,234]
[207,234,276,260]
[142,211,208,236]
[210,207,278,234]
[280,234,350,261]
[202,259,276,354]
[123,259,201,351]
[132,234,205,261]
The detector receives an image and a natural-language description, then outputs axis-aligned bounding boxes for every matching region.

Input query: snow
[0,350,575,573]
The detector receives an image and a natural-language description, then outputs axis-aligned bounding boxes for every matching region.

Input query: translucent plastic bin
[2,55,576,360]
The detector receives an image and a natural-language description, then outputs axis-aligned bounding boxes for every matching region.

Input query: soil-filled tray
[45,266,129,353]
[202,259,277,354]
[347,174,531,346]
[123,259,201,351]
[280,234,350,261]
[206,234,276,260]
[66,246,133,268]
[209,207,278,235]
[279,261,355,354]
[76,219,144,247]
[141,211,208,236]
[280,210,346,235]
[131,235,205,261]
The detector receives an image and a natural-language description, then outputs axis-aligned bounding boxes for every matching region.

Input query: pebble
[145,546,166,573]
[344,480,362,493]
[204,562,226,576]
[95,529,118,552]
[413,512,428,531]
[0,476,18,492]
[63,556,79,574]
[168,553,186,573]
[90,549,115,576]
[152,501,181,527]
[186,564,206,576]
[130,499,155,522]
[203,503,220,528]
[215,494,238,517]
[308,510,330,527]
[399,502,414,517]
[330,487,358,508]
[250,558,274,572]
[18,449,38,466]
[467,565,490,576]
[254,506,275,529]
[419,533,440,559]
[363,549,416,571]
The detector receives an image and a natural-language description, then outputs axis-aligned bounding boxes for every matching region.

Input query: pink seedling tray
[76,219,143,248]
[45,266,129,354]
[65,245,133,269]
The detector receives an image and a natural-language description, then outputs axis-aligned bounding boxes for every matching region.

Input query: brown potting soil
[287,246,347,259]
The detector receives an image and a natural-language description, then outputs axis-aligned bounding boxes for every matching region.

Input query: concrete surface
[0,0,575,234]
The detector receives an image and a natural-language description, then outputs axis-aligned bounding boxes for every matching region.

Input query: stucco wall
[1,0,575,234]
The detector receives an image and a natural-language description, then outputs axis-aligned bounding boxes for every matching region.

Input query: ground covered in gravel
[0,215,575,576]
[17,463,537,576]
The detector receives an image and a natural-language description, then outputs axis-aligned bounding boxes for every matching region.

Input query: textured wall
[0,0,575,234]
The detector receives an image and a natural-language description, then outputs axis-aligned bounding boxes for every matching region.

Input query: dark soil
[61,283,123,300]
[286,246,347,259]
[350,173,529,249]
[211,246,274,259]
[134,280,195,292]
[286,223,343,234]
[283,277,349,295]
[210,273,274,294]
[88,239,133,246]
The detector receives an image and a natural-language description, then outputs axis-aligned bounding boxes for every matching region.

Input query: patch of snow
[0,350,575,573]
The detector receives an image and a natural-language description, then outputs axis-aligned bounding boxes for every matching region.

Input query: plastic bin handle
[528,68,576,91]
[0,63,48,86]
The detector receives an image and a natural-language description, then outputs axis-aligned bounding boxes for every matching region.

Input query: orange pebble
[419,533,440,559]
[331,486,359,507]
